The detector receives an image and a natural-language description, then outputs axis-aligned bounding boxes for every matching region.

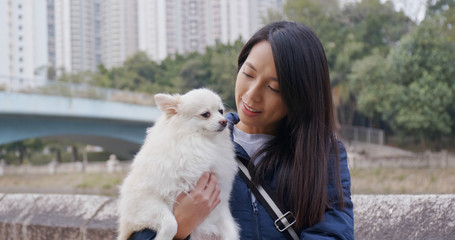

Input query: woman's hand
[173,172,221,240]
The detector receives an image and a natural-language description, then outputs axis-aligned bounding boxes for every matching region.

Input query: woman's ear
[154,93,180,117]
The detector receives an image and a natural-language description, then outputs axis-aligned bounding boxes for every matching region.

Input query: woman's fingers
[206,174,221,210]
[172,172,221,239]
[195,172,211,190]
[204,172,217,192]
[175,191,187,204]
[191,173,220,209]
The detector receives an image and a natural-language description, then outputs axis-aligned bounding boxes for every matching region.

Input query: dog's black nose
[219,119,227,127]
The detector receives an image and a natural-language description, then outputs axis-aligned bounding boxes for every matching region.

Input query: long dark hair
[237,21,344,230]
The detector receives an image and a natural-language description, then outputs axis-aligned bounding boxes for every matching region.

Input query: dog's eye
[201,112,211,118]
[218,109,224,115]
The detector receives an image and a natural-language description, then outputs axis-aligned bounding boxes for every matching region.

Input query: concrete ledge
[0,193,117,240]
[0,193,454,239]
[354,194,455,240]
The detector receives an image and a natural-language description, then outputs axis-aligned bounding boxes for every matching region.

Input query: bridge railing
[0,75,155,106]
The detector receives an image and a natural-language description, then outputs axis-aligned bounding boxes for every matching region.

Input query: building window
[190,20,197,28]
[190,39,198,48]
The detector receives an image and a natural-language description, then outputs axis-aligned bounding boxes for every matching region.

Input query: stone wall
[0,193,454,240]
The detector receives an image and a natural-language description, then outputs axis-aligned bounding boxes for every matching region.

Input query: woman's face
[235,41,289,135]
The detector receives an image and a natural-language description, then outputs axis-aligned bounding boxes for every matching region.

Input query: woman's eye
[201,112,211,118]
[242,72,253,78]
[218,109,224,115]
[268,85,280,93]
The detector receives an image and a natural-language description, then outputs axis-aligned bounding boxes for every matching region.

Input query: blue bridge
[0,90,161,159]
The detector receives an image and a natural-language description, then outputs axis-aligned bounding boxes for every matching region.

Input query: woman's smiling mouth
[242,102,261,116]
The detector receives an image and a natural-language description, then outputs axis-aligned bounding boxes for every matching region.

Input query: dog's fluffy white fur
[117,88,239,240]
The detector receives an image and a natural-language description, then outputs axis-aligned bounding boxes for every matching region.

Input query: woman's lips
[242,102,261,116]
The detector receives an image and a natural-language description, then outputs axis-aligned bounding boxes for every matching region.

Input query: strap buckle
[274,211,296,232]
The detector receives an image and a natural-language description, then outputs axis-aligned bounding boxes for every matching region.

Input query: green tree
[351,13,455,147]
[284,0,345,67]
[91,64,112,88]
[118,52,161,92]
[204,40,243,110]
[341,0,413,53]
[177,53,209,91]
[90,52,162,93]
[281,0,415,127]
[333,0,414,126]
[284,0,340,34]
[348,50,401,126]
[151,54,190,94]
[0,139,44,165]
[58,70,93,84]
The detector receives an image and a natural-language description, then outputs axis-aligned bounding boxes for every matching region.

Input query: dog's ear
[154,93,180,116]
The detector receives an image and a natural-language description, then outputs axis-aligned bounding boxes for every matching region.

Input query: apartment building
[0,0,285,87]
[0,0,48,88]
[138,0,285,62]
[53,0,103,73]
[137,0,167,61]
[102,0,138,69]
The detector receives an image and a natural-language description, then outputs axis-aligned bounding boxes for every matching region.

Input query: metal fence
[339,124,384,145]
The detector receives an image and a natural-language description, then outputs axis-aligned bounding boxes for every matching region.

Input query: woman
[129,21,353,240]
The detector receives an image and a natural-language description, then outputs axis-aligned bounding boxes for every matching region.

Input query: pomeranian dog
[117,88,239,240]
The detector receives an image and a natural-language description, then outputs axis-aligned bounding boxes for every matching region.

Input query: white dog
[117,88,239,240]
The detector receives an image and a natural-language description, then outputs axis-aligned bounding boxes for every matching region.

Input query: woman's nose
[246,82,262,102]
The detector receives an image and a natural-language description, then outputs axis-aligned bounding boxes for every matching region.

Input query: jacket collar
[226,112,250,161]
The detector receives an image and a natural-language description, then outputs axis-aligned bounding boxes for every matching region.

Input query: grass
[0,172,125,196]
[350,168,455,194]
[1,168,455,196]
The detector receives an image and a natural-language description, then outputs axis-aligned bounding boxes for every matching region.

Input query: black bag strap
[236,157,299,240]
